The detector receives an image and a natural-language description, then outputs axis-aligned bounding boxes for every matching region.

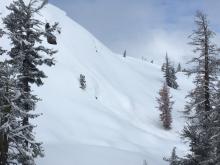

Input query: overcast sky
[50,0,220,64]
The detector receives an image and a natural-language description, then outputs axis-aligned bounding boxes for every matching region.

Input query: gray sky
[50,0,220,63]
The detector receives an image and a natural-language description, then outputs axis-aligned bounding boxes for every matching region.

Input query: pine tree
[170,67,178,89]
[161,63,165,72]
[164,147,182,165]
[3,0,58,164]
[0,28,5,56]
[143,160,148,165]
[211,82,220,164]
[0,62,40,165]
[79,74,86,90]
[176,63,181,72]
[162,53,178,89]
[0,27,8,165]
[0,62,14,165]
[181,11,219,165]
[123,50,126,58]
[156,83,173,129]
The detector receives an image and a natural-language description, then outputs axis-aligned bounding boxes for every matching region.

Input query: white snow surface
[0,1,193,164]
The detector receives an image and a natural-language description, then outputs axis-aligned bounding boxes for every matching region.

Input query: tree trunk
[22,59,30,165]
[204,25,210,113]
[0,119,8,165]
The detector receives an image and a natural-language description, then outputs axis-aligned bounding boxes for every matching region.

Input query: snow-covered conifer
[181,11,219,164]
[210,82,220,164]
[0,61,16,164]
[0,28,8,165]
[0,61,43,164]
[0,29,5,56]
[170,67,178,89]
[162,53,178,89]
[164,147,182,165]
[3,0,59,164]
[79,74,86,90]
[161,63,165,72]
[176,63,181,72]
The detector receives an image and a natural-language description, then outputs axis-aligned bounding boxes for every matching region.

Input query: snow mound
[0,1,193,164]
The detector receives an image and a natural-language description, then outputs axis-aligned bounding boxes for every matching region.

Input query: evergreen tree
[176,63,181,72]
[0,62,14,165]
[211,82,220,164]
[181,11,219,165]
[79,74,86,90]
[0,27,8,165]
[161,63,165,72]
[162,53,178,89]
[0,29,5,55]
[143,160,148,165]
[3,0,58,164]
[156,83,173,129]
[164,147,182,165]
[123,50,126,58]
[170,67,178,89]
[0,62,40,165]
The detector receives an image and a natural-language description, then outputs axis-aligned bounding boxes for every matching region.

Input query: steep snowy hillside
[0,1,193,164]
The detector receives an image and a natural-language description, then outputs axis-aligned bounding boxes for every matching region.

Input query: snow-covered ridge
[0,1,193,164]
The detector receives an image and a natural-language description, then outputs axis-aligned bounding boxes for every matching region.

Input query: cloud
[112,29,192,65]
[51,0,220,64]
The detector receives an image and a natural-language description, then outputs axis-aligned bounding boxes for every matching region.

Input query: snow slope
[0,1,193,164]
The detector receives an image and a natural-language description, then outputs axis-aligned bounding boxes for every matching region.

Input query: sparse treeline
[166,11,220,165]
[0,0,59,164]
